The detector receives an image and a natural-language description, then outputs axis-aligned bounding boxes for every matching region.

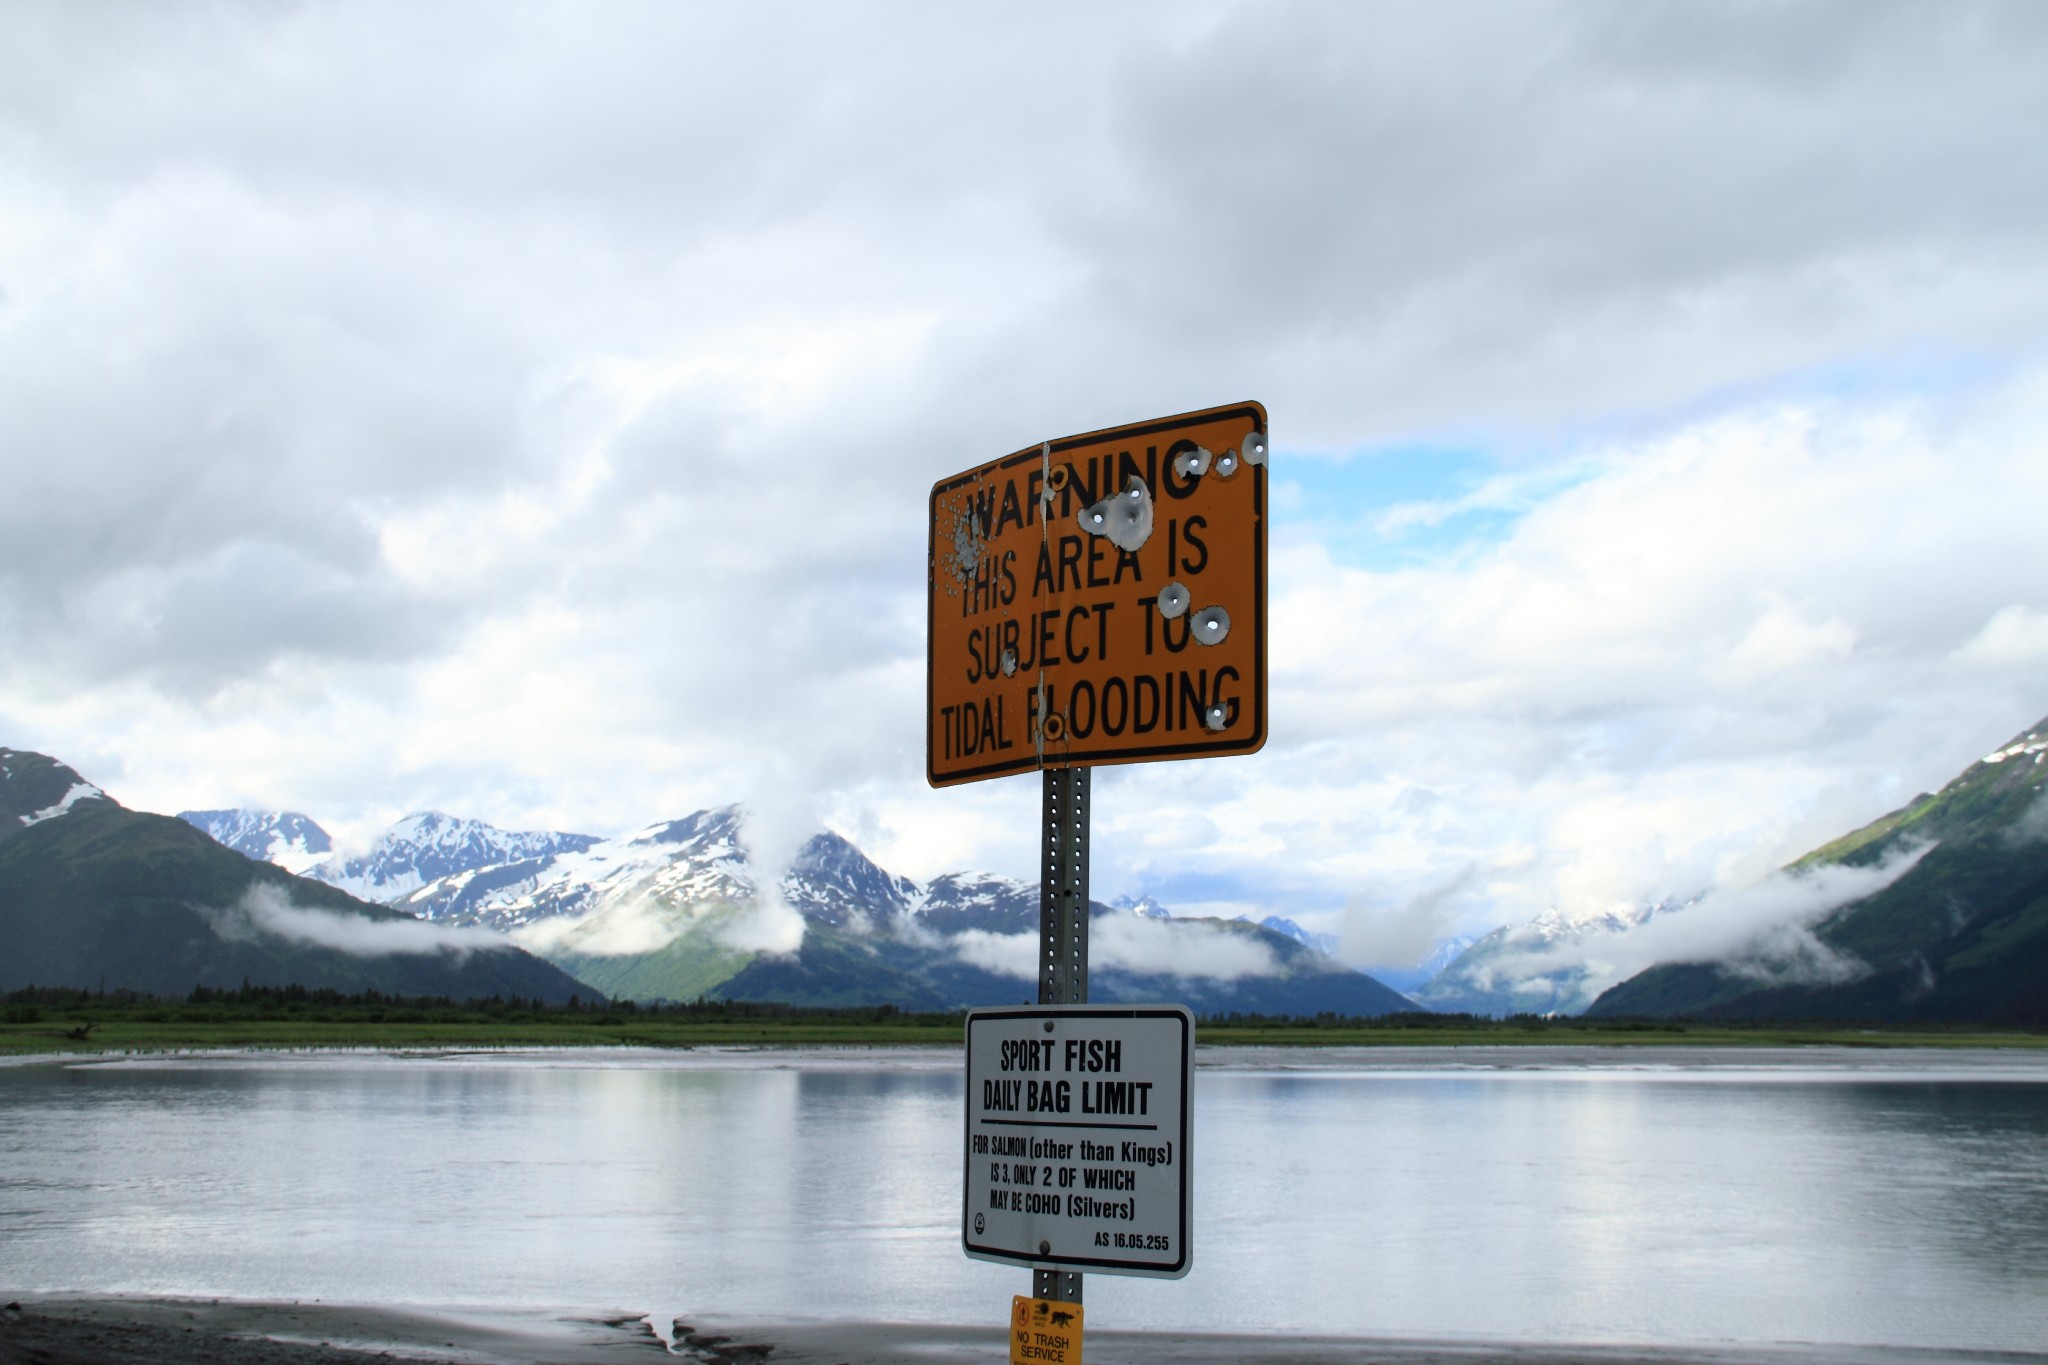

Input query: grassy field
[5,988,2045,1056]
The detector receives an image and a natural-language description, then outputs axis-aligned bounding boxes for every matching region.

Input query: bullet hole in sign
[1190,605,1230,645]
[1077,475,1154,552]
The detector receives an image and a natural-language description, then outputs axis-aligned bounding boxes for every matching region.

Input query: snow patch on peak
[20,781,105,827]
[627,806,745,852]
[1984,735,2048,765]
[1249,914,1339,955]
[180,809,333,874]
[309,812,604,903]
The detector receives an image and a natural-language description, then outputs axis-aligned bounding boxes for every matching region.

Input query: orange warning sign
[928,401,1268,787]
[1010,1295,1084,1365]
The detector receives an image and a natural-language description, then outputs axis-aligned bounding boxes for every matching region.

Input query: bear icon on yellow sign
[1010,1294,1084,1365]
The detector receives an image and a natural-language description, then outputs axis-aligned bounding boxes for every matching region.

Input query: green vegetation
[0,984,964,1054]
[5,988,2043,1056]
[1195,1010,2048,1049]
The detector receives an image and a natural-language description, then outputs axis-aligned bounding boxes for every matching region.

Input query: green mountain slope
[0,749,592,1002]
[546,907,761,1003]
[1589,717,2048,1023]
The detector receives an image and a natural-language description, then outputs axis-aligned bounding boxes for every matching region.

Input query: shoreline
[8,1040,2048,1079]
[6,1295,2044,1365]
[6,1010,2045,1062]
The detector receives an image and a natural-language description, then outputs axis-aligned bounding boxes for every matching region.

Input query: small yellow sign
[1010,1295,1084,1365]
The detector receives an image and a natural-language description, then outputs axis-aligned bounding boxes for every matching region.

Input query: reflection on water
[1,1047,2044,1350]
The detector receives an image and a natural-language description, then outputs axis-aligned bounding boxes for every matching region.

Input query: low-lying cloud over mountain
[948,913,1286,985]
[1589,850,1932,990]
[180,801,1416,1015]
[3,750,591,1002]
[202,883,517,961]
[1421,851,1930,1015]
[1590,714,2048,1023]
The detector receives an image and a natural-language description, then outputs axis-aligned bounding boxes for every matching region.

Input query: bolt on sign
[964,1005,1194,1279]
[927,401,1269,787]
[1010,1295,1083,1365]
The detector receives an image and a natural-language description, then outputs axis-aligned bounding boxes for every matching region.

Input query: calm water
[2,1046,2046,1351]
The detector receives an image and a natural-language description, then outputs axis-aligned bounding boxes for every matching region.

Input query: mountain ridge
[177,796,1417,1015]
[3,751,591,1002]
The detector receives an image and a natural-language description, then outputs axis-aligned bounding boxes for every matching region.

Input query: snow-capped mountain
[914,872,1040,935]
[1412,899,1694,1016]
[1364,933,1483,995]
[785,829,921,928]
[1415,932,1482,978]
[186,802,1419,1015]
[916,881,1184,937]
[308,811,605,903]
[178,809,333,875]
[1253,914,1338,955]
[384,805,920,936]
[394,806,751,929]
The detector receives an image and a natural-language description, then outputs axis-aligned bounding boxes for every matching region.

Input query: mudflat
[5,1296,2044,1365]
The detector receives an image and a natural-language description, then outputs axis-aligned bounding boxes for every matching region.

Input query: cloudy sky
[4,0,2046,970]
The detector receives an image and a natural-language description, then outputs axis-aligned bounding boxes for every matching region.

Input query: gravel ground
[5,1295,2043,1365]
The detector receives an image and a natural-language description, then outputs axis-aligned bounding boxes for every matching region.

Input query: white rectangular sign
[963,1004,1193,1278]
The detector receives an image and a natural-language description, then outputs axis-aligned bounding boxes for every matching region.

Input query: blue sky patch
[1272,441,1591,572]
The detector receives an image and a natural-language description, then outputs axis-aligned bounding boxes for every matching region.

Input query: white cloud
[949,930,1038,983]
[3,2,2046,961]
[947,916,1283,984]
[509,887,806,961]
[207,883,512,959]
[1723,598,1858,682]
[1342,864,1480,971]
[1090,914,1283,981]
[1954,606,2048,668]
[708,894,807,958]
[1463,844,1933,1004]
[510,895,691,960]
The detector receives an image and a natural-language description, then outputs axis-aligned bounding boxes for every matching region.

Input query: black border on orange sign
[926,400,1268,787]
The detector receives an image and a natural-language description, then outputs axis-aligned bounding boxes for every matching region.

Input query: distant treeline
[1,983,952,1027]
[1208,1009,1686,1030]
[7,986,2044,1036]
[3,986,1639,1028]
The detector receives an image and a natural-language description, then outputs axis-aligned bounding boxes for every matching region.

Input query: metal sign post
[1036,764,1089,1307]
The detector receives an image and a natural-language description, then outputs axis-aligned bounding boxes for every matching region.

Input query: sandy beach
[6,1295,2045,1365]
